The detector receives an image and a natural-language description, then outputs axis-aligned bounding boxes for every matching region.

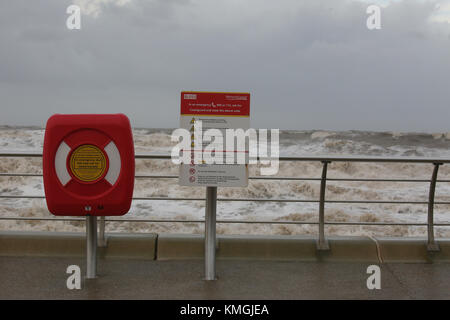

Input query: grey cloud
[0,0,449,132]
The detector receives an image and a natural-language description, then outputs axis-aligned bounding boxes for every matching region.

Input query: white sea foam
[1,127,450,238]
[310,131,335,140]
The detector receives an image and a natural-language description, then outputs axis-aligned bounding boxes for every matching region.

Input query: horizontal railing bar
[1,216,449,227]
[2,152,450,164]
[2,173,450,184]
[134,176,446,183]
[0,173,43,177]
[0,152,42,158]
[217,199,432,204]
[2,194,450,205]
[4,173,450,183]
[135,154,171,160]
[0,195,45,199]
[135,175,178,179]
[132,197,204,201]
[275,156,450,163]
[329,178,450,183]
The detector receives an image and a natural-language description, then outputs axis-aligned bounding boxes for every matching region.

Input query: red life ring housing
[43,114,135,216]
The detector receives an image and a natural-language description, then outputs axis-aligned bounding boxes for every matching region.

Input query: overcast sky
[1,0,449,131]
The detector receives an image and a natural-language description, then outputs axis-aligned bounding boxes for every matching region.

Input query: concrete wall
[1,231,449,263]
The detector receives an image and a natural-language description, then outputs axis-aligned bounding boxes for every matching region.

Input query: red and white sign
[179,91,250,187]
[43,114,135,216]
[181,92,250,117]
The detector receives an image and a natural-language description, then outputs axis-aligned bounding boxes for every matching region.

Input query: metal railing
[1,152,450,252]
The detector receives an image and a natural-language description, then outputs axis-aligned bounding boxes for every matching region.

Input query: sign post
[205,186,217,280]
[86,215,97,279]
[179,91,250,280]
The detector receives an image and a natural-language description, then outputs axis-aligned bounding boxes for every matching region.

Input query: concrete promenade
[1,257,450,299]
[1,231,450,299]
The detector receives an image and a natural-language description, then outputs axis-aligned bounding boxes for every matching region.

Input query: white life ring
[54,141,121,186]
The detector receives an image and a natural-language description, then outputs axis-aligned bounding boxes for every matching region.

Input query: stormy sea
[1,126,450,238]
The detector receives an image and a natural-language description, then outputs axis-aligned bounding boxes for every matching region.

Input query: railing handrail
[0,151,449,251]
[1,215,450,226]
[1,151,450,163]
[2,172,450,183]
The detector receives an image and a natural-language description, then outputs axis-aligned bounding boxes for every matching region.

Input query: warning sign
[179,91,250,187]
[180,164,249,187]
[69,144,107,182]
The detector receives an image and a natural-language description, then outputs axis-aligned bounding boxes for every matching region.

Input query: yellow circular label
[69,144,107,182]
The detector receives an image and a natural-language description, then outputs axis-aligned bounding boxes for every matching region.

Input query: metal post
[317,161,330,250]
[205,186,217,280]
[98,216,107,247]
[86,215,97,279]
[427,163,442,252]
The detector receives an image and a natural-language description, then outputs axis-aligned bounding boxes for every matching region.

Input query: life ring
[52,128,122,198]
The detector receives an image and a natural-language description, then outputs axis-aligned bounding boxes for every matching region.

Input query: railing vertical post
[205,186,217,280]
[86,215,97,279]
[317,161,330,250]
[427,163,442,251]
[98,216,107,247]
